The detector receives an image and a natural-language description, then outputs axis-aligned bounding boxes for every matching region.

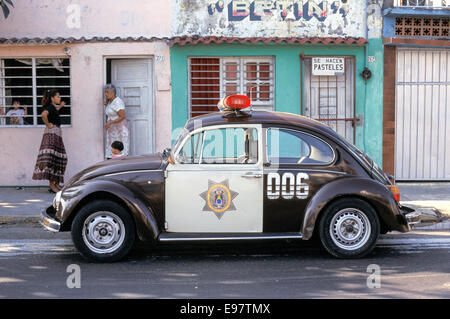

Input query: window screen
[189,57,274,117]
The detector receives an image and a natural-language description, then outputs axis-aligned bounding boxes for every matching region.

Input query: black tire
[71,200,135,262]
[318,198,380,259]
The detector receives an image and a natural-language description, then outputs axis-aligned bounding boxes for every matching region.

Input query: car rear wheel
[318,198,380,259]
[71,200,135,262]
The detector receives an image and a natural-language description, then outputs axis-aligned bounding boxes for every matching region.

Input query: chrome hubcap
[330,208,371,250]
[82,212,125,254]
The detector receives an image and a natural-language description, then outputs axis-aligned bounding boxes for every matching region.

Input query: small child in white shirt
[111,140,126,159]
[1,100,27,125]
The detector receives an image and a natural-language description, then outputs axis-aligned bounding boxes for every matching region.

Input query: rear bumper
[399,204,444,228]
[40,206,61,232]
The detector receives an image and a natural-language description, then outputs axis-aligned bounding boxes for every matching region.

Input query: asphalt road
[0,223,449,299]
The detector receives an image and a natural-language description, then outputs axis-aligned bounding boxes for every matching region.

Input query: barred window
[395,0,449,6]
[0,58,71,127]
[188,57,275,117]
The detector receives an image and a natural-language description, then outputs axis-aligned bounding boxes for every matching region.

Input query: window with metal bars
[302,57,356,144]
[394,0,449,6]
[395,17,450,37]
[0,58,71,127]
[188,57,274,117]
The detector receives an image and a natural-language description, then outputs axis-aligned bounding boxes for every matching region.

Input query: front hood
[65,153,164,186]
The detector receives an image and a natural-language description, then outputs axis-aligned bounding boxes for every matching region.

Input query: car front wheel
[71,200,135,262]
[318,198,380,259]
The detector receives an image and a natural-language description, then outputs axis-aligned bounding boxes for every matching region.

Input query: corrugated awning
[169,36,368,46]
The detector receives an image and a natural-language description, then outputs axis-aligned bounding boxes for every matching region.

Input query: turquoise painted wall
[170,41,384,166]
[363,38,384,167]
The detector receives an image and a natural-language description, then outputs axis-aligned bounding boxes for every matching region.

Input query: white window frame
[0,57,71,128]
[188,56,275,117]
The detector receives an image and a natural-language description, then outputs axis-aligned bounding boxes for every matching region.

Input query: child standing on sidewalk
[111,141,126,159]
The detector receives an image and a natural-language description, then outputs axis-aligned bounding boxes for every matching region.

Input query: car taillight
[388,185,400,202]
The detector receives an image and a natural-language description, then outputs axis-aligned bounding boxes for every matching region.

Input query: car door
[263,127,337,232]
[165,124,263,233]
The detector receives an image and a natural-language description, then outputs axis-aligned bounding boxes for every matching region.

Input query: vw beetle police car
[41,95,423,262]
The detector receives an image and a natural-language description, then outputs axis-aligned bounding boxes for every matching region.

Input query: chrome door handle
[241,173,262,178]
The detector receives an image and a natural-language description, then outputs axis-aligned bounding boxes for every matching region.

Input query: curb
[0,216,40,225]
[411,220,450,231]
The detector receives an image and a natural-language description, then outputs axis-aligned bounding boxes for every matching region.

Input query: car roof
[185,110,343,142]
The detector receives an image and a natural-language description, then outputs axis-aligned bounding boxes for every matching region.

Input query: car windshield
[172,127,189,154]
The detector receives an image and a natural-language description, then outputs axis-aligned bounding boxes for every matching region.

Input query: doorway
[301,56,356,144]
[395,49,450,180]
[105,58,154,157]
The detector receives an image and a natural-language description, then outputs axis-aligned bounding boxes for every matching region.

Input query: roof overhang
[0,36,169,45]
[169,36,368,47]
[0,36,368,47]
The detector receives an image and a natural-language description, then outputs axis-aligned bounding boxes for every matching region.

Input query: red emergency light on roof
[218,95,251,112]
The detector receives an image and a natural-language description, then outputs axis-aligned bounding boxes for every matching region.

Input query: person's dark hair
[111,140,124,152]
[41,89,59,107]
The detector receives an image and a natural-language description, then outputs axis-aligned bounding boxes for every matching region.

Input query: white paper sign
[312,57,345,76]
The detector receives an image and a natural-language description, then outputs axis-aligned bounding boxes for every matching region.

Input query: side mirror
[162,148,175,164]
[162,148,171,158]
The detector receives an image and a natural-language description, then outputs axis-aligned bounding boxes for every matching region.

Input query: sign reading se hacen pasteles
[312,57,345,76]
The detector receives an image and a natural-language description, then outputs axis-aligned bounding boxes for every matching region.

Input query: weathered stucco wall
[173,0,368,38]
[171,1,386,166]
[0,43,172,186]
[0,0,171,38]
[0,0,173,186]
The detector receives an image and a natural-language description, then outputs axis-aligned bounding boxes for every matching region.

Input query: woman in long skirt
[104,84,129,159]
[32,89,68,193]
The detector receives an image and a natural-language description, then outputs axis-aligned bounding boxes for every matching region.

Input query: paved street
[2,0,450,308]
[0,223,449,299]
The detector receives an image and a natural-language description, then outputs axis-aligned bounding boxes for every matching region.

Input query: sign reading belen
[312,57,345,76]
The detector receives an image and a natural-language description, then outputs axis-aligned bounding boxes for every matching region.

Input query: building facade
[170,0,385,169]
[382,0,450,181]
[0,0,173,186]
[4,1,433,185]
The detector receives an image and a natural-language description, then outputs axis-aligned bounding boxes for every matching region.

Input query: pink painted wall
[0,0,171,38]
[0,43,172,186]
[0,0,172,186]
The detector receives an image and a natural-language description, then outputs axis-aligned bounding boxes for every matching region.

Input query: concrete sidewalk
[0,183,449,229]
[0,187,55,223]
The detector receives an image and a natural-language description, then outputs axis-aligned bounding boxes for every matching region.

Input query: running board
[158,232,303,242]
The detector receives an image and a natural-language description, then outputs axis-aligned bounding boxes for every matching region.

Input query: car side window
[267,128,334,165]
[177,127,258,165]
[201,127,258,164]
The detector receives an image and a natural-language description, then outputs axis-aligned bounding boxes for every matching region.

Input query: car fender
[57,179,159,241]
[301,177,408,240]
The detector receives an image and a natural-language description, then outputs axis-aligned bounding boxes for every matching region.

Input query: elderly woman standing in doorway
[104,84,129,159]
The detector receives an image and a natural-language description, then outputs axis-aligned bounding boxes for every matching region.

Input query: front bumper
[40,206,61,232]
